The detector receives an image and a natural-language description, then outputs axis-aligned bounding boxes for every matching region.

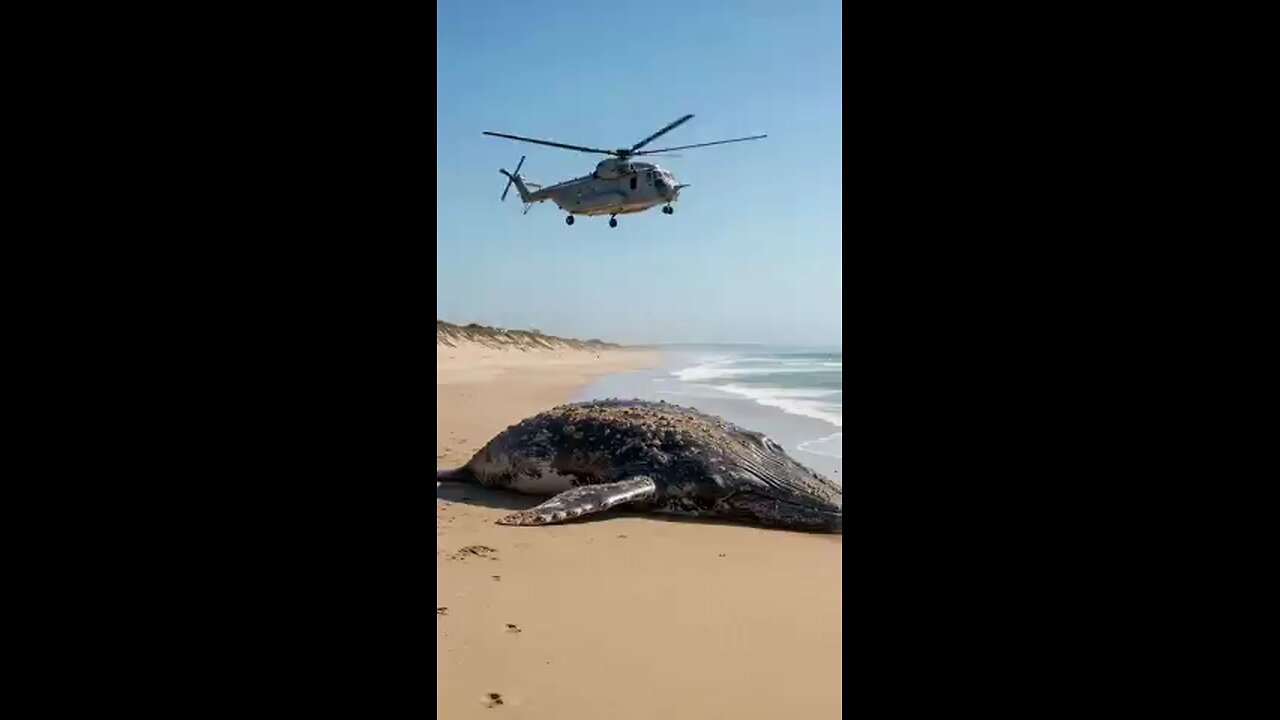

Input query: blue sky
[436,0,842,347]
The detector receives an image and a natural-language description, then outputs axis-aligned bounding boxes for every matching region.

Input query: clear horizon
[436,0,842,347]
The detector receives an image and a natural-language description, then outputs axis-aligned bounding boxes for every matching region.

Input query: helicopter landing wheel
[609,216,618,228]
[566,215,575,225]
[662,205,674,215]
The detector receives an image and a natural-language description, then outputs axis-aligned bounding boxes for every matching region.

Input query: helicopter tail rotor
[501,155,526,201]
[499,156,537,209]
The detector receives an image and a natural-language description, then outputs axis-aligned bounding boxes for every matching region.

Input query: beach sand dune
[437,334,842,719]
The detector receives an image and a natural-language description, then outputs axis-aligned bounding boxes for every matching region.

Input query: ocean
[575,347,843,484]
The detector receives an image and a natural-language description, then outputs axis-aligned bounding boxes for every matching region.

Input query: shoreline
[436,341,841,719]
[575,349,843,482]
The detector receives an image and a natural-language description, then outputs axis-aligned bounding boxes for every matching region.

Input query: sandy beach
[436,336,842,718]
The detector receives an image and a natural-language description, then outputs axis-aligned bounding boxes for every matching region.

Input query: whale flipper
[497,476,657,526]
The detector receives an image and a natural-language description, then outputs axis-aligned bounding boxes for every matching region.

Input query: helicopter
[483,114,765,227]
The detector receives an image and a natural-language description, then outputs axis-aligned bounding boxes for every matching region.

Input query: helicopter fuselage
[526,161,681,216]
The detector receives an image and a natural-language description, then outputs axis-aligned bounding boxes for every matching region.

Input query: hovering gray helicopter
[484,114,765,227]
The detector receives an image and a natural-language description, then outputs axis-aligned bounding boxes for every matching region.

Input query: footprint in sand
[484,692,504,707]
[437,607,448,616]
[450,545,498,561]
[491,575,501,581]
[505,623,521,634]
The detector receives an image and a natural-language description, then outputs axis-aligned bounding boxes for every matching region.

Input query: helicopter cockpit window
[630,176,637,190]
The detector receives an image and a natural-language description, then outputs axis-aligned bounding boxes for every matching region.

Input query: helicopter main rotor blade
[629,114,694,153]
[483,131,613,155]
[633,134,767,155]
